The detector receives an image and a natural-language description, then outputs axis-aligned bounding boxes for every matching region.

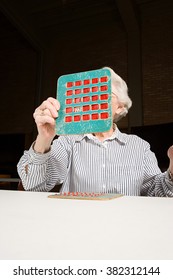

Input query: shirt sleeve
[17,136,72,192]
[140,142,173,197]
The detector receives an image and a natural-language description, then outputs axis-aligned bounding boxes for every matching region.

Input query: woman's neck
[93,126,115,142]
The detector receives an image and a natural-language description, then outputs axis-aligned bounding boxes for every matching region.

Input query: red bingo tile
[92,86,98,92]
[101,112,109,119]
[100,85,108,91]
[66,99,72,104]
[92,113,99,120]
[83,96,90,102]
[66,90,73,96]
[83,105,90,111]
[74,98,81,103]
[67,82,73,88]
[91,104,99,110]
[100,103,108,109]
[66,107,73,113]
[84,79,90,85]
[100,94,108,100]
[92,95,98,101]
[75,89,81,94]
[83,114,90,121]
[65,116,72,122]
[74,115,81,122]
[100,76,108,82]
[83,88,90,93]
[92,78,99,83]
[75,80,82,86]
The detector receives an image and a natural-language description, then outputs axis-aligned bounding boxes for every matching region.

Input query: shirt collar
[75,125,128,144]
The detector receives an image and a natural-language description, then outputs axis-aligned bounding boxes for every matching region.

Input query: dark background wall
[0,0,172,186]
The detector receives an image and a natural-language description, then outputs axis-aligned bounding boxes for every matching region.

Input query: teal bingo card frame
[55,68,112,135]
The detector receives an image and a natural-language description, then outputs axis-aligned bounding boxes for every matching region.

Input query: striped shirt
[17,127,173,196]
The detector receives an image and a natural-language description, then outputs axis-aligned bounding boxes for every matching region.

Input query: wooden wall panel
[141,0,173,125]
[0,12,39,134]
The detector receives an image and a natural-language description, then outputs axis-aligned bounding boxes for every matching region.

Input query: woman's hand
[33,97,60,153]
[167,145,173,175]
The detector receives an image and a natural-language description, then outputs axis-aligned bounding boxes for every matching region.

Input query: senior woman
[17,67,173,196]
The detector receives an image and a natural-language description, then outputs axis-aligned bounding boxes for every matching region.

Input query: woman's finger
[38,98,59,118]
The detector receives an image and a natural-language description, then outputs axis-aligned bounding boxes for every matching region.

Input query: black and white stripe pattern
[17,127,173,196]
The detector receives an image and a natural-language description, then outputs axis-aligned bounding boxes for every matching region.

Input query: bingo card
[48,192,123,201]
[56,68,112,135]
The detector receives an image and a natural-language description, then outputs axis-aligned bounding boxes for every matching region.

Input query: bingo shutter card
[56,68,112,135]
[48,192,123,201]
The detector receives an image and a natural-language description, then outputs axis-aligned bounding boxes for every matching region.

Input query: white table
[0,190,173,260]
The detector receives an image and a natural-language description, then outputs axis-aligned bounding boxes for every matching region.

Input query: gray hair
[103,67,132,121]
